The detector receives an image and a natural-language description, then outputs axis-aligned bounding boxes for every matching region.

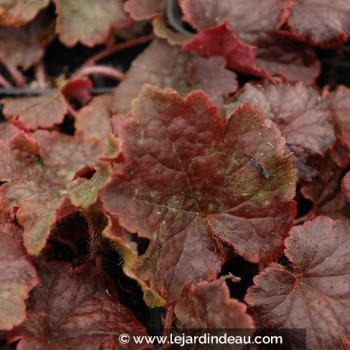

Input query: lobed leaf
[0,0,50,26]
[303,169,350,220]
[0,13,54,69]
[0,130,105,255]
[31,130,104,181]
[101,85,296,305]
[180,0,292,44]
[178,2,320,83]
[8,261,147,349]
[124,0,165,20]
[112,39,238,113]
[1,90,68,130]
[182,22,271,80]
[75,94,113,145]
[287,0,350,48]
[254,35,320,84]
[226,81,336,181]
[55,0,130,47]
[0,232,38,330]
[245,216,350,349]
[182,22,320,84]
[175,279,254,331]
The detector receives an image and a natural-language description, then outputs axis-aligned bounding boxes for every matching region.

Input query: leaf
[69,163,112,210]
[100,85,296,305]
[0,231,38,330]
[175,279,255,331]
[75,94,113,145]
[17,196,76,256]
[0,210,23,239]
[254,35,320,85]
[0,130,105,255]
[124,0,165,20]
[0,0,50,26]
[182,22,271,80]
[341,171,350,202]
[302,169,350,220]
[1,90,68,130]
[55,0,130,47]
[0,13,54,69]
[287,0,350,48]
[226,81,336,182]
[112,39,238,113]
[31,130,104,181]
[153,15,192,45]
[182,22,320,84]
[60,77,93,105]
[245,216,350,349]
[180,0,292,44]
[329,85,350,169]
[8,261,147,349]
[0,123,19,140]
[179,0,320,83]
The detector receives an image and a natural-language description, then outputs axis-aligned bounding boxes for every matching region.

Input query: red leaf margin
[100,84,296,305]
[0,233,38,331]
[245,216,350,349]
[341,171,350,202]
[182,22,272,80]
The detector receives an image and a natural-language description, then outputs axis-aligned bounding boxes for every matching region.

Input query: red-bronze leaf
[182,22,271,80]
[1,90,68,130]
[180,0,292,44]
[100,85,296,305]
[60,77,93,105]
[246,216,350,349]
[75,94,113,145]
[182,22,320,84]
[254,35,320,85]
[8,261,146,350]
[0,130,104,255]
[302,169,350,220]
[0,231,38,330]
[112,39,238,113]
[227,81,336,181]
[176,279,254,331]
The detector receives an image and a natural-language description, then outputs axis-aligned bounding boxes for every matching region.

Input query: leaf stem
[66,102,79,119]
[6,64,26,87]
[294,209,316,225]
[163,305,175,336]
[0,73,12,88]
[84,209,108,266]
[0,54,26,87]
[80,34,154,68]
[35,62,48,88]
[75,65,124,81]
